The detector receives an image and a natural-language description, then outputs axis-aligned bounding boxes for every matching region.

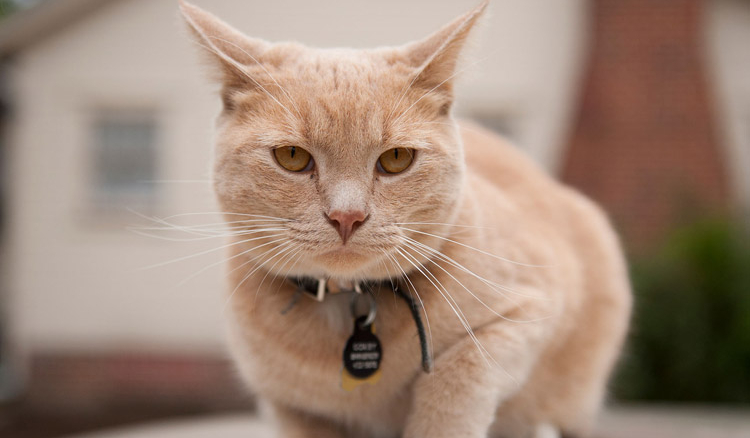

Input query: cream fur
[180,1,632,437]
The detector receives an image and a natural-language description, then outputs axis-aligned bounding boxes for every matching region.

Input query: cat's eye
[273,146,313,172]
[377,148,415,174]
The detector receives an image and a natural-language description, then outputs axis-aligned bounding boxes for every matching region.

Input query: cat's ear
[400,0,488,104]
[179,1,269,106]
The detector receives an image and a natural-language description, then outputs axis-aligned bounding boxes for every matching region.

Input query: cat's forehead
[254,48,425,148]
[279,48,412,100]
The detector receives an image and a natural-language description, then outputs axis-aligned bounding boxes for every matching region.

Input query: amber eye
[377,148,414,174]
[273,146,313,172]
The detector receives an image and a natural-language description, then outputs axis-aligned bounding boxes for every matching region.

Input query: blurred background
[0,0,748,437]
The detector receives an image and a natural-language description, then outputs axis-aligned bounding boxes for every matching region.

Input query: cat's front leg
[270,402,346,438]
[403,319,548,438]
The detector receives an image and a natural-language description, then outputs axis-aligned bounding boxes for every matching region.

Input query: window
[90,111,159,214]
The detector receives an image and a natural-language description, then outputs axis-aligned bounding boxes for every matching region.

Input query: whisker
[139,219,289,231]
[394,247,496,369]
[397,226,548,268]
[373,253,401,309]
[175,237,290,288]
[132,221,281,233]
[402,235,548,301]
[207,36,303,120]
[195,40,298,121]
[131,227,286,242]
[128,208,291,222]
[129,209,290,240]
[134,220,286,232]
[193,219,288,227]
[225,239,290,279]
[390,54,495,127]
[132,211,287,236]
[402,240,546,324]
[223,240,295,310]
[394,221,492,230]
[138,179,212,183]
[159,211,292,221]
[273,245,308,295]
[138,233,286,270]
[130,226,287,242]
[397,245,517,381]
[385,64,427,125]
[382,250,434,360]
[254,243,304,305]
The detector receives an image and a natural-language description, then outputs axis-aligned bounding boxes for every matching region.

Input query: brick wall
[24,353,252,414]
[0,353,254,438]
[562,0,729,250]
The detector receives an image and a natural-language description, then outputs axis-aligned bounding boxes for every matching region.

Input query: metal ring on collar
[350,288,377,328]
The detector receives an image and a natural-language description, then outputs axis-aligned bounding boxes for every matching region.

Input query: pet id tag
[342,315,382,391]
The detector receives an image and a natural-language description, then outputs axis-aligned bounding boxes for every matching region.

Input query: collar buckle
[315,278,326,302]
[312,279,363,302]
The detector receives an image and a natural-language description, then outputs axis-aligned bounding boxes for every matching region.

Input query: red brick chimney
[562,0,729,250]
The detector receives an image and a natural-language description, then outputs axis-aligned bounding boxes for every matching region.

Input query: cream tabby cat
[180,1,631,437]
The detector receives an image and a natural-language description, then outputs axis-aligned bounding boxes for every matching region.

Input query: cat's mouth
[324,245,351,253]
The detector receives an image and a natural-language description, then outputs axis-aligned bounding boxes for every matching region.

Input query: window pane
[92,113,158,212]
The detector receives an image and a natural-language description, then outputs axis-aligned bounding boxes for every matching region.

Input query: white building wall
[5,0,587,355]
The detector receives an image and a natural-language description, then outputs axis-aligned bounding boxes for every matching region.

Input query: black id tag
[341,316,382,391]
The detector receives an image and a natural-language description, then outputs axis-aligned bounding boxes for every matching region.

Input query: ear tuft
[401,0,488,97]
[179,1,270,92]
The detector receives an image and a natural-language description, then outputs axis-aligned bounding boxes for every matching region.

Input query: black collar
[288,276,433,373]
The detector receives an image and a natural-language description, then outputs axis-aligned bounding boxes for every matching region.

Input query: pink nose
[326,210,368,244]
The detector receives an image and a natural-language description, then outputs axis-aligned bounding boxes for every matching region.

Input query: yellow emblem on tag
[342,366,382,391]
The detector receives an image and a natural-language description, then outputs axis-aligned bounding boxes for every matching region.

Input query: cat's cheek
[215,163,319,221]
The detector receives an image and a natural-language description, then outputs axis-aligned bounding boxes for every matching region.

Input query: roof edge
[0,0,117,56]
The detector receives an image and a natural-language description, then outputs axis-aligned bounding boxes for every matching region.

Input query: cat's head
[181,1,487,281]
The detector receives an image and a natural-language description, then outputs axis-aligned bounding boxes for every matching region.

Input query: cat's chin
[311,246,381,277]
[316,246,368,263]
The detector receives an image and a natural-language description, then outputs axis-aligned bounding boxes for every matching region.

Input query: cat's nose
[326,210,368,244]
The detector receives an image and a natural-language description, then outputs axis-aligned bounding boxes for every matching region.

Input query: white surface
[597,405,750,438]
[61,407,750,438]
[66,415,274,438]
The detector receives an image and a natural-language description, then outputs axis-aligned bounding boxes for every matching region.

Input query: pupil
[290,147,296,158]
[394,149,399,159]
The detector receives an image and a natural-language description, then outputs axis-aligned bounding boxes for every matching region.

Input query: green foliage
[614,220,750,403]
[0,1,17,19]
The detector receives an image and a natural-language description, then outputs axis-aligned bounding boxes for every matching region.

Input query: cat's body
[181,2,631,437]
[226,122,629,438]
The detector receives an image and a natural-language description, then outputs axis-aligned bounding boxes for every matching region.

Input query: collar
[291,277,365,302]
[287,276,434,373]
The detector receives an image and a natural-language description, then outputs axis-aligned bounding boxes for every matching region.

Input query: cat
[180,1,632,437]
